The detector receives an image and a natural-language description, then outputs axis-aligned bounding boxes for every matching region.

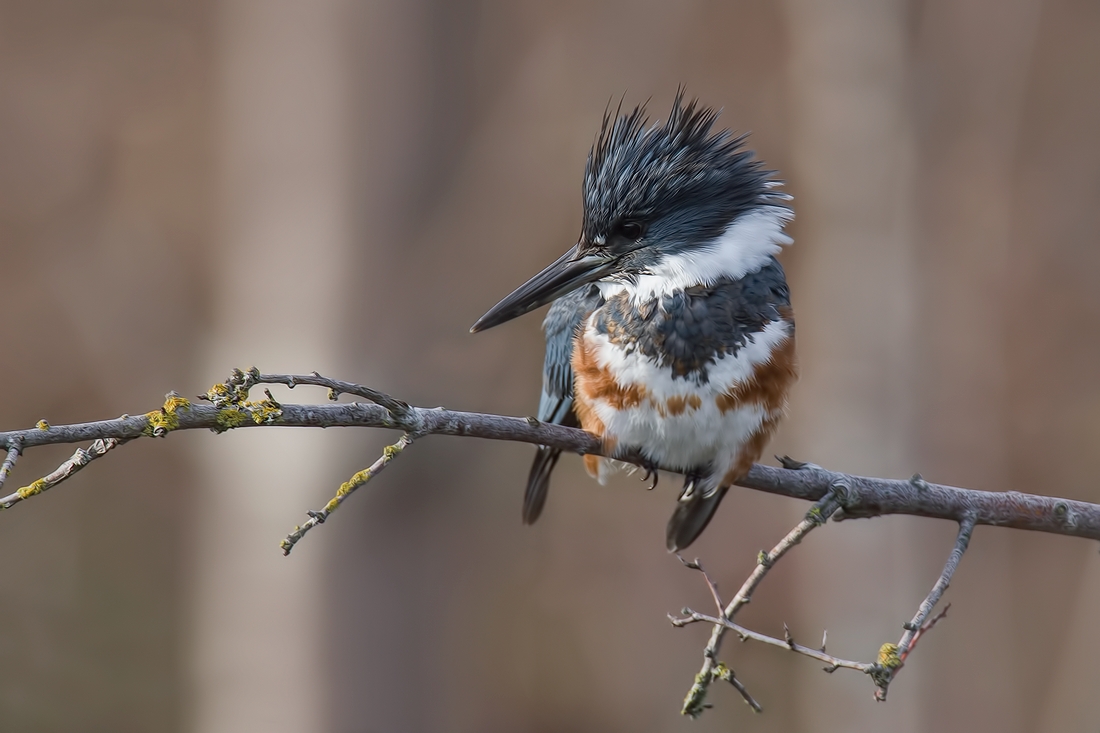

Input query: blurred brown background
[1,1,1099,731]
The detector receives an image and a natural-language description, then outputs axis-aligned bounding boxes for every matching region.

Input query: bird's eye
[618,221,645,241]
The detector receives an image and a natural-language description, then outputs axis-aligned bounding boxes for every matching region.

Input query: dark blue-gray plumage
[524,284,603,524]
[592,258,791,382]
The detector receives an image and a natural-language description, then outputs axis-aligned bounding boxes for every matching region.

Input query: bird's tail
[666,478,729,552]
[523,403,578,524]
[524,446,561,524]
[521,442,558,521]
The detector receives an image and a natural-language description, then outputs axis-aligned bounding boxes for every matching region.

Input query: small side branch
[873,514,975,700]
[671,609,871,675]
[899,516,974,654]
[0,436,23,491]
[674,483,961,715]
[712,662,762,713]
[280,433,416,555]
[245,370,413,423]
[0,437,129,510]
[678,487,843,717]
[898,605,951,668]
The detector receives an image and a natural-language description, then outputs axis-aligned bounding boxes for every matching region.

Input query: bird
[470,92,798,551]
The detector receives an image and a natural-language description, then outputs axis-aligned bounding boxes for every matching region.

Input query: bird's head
[471,92,792,333]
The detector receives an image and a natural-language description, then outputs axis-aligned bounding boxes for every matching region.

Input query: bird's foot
[776,454,824,471]
[619,448,661,489]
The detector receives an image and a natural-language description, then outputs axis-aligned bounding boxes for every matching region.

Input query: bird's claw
[777,454,823,471]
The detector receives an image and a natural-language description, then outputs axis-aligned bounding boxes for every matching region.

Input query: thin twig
[0,437,129,509]
[670,610,871,674]
[901,604,951,664]
[280,433,416,555]
[677,556,725,612]
[899,517,973,654]
[711,662,763,713]
[873,515,975,700]
[679,487,843,717]
[256,371,413,422]
[0,435,23,491]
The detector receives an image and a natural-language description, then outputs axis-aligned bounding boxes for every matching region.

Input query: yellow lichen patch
[36,420,49,431]
[214,408,247,432]
[242,398,282,425]
[17,479,46,499]
[205,382,235,407]
[144,410,178,437]
[878,642,901,669]
[337,468,373,498]
[681,672,709,718]
[143,393,192,437]
[163,394,191,414]
[206,367,262,408]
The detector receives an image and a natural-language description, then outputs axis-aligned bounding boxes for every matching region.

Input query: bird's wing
[524,284,604,524]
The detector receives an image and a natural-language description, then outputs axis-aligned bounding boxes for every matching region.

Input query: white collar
[598,206,793,303]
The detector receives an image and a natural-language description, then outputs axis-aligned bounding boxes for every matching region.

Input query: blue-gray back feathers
[524,284,604,524]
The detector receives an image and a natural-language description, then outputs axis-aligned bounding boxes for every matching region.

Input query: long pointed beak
[470,244,614,333]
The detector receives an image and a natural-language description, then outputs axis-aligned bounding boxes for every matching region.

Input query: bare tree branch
[1,368,1098,716]
[1,370,1096,543]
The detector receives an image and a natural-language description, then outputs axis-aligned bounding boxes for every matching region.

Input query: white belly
[599,394,767,473]
[583,319,790,490]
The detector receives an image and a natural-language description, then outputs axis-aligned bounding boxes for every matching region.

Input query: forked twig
[678,487,843,717]
[872,513,975,700]
[673,488,970,715]
[0,437,129,510]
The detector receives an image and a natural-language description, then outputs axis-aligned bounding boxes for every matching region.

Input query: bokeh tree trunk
[189,2,353,731]
[782,1,923,729]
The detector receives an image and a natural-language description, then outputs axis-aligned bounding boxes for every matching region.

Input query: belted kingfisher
[471,93,797,551]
